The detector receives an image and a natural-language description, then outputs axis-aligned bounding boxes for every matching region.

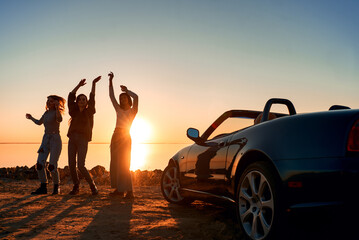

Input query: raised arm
[128,89,138,114]
[108,72,119,108]
[86,76,101,115]
[121,85,138,114]
[71,79,86,94]
[91,76,101,95]
[68,79,86,116]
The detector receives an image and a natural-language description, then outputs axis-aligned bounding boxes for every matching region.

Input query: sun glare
[130,117,152,144]
[130,143,149,170]
[130,117,152,170]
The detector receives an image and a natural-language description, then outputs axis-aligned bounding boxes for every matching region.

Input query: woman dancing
[26,95,66,195]
[67,76,101,195]
[108,72,138,198]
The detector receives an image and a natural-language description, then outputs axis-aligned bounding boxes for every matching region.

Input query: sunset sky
[0,1,358,144]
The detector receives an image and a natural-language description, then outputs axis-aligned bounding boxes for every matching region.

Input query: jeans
[37,133,62,184]
[68,133,94,186]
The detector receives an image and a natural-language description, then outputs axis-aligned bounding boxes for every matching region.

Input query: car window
[208,117,254,140]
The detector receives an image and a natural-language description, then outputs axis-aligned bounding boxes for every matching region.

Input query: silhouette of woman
[67,76,101,195]
[108,72,138,198]
[26,95,66,195]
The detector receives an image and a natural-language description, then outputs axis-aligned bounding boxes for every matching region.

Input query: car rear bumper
[275,157,359,210]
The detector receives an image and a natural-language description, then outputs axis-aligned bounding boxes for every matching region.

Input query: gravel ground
[0,178,355,240]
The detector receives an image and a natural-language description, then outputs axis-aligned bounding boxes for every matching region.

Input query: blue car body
[166,99,359,210]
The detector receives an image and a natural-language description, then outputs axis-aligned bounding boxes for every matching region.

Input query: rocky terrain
[0,165,163,186]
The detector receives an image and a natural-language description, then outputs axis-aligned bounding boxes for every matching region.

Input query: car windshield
[208,117,254,140]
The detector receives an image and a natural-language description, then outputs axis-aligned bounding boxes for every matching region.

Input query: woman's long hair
[47,95,66,115]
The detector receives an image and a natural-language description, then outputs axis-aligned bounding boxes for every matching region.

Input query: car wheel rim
[238,170,274,240]
[162,166,184,202]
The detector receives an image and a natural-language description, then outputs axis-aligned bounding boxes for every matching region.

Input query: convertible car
[160,98,359,240]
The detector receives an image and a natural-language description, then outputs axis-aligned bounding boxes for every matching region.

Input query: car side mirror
[187,128,202,143]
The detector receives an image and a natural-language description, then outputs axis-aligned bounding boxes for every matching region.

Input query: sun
[130,117,152,143]
[130,117,152,170]
[130,144,149,170]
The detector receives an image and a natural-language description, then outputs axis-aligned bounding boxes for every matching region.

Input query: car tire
[236,161,281,240]
[161,164,189,204]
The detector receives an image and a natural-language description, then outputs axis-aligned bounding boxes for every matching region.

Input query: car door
[182,110,256,196]
[184,134,232,195]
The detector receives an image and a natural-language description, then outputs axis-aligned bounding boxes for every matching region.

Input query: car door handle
[219,141,226,147]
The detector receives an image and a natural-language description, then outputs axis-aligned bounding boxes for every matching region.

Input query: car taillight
[347,120,359,152]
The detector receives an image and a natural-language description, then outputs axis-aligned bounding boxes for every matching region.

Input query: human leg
[110,132,121,190]
[114,135,133,197]
[68,136,79,194]
[124,137,133,197]
[49,134,62,194]
[110,144,124,196]
[77,135,98,195]
[31,147,49,195]
[36,151,49,184]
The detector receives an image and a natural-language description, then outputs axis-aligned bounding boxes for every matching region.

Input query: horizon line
[0,142,190,145]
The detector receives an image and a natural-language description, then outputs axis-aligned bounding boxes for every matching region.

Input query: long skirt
[110,128,132,192]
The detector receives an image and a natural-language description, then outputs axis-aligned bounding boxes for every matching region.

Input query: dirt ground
[0,179,243,240]
[0,179,355,240]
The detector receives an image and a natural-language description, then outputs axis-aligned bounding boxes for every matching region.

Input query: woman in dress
[108,71,138,198]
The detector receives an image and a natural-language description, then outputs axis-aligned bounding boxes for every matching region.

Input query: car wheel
[236,162,280,240]
[161,164,187,204]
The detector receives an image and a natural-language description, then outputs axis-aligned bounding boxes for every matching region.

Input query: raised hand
[72,79,86,94]
[26,113,32,119]
[93,76,101,84]
[108,72,114,80]
[78,79,87,87]
[120,85,128,93]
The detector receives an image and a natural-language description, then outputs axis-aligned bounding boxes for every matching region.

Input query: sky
[0,0,358,144]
